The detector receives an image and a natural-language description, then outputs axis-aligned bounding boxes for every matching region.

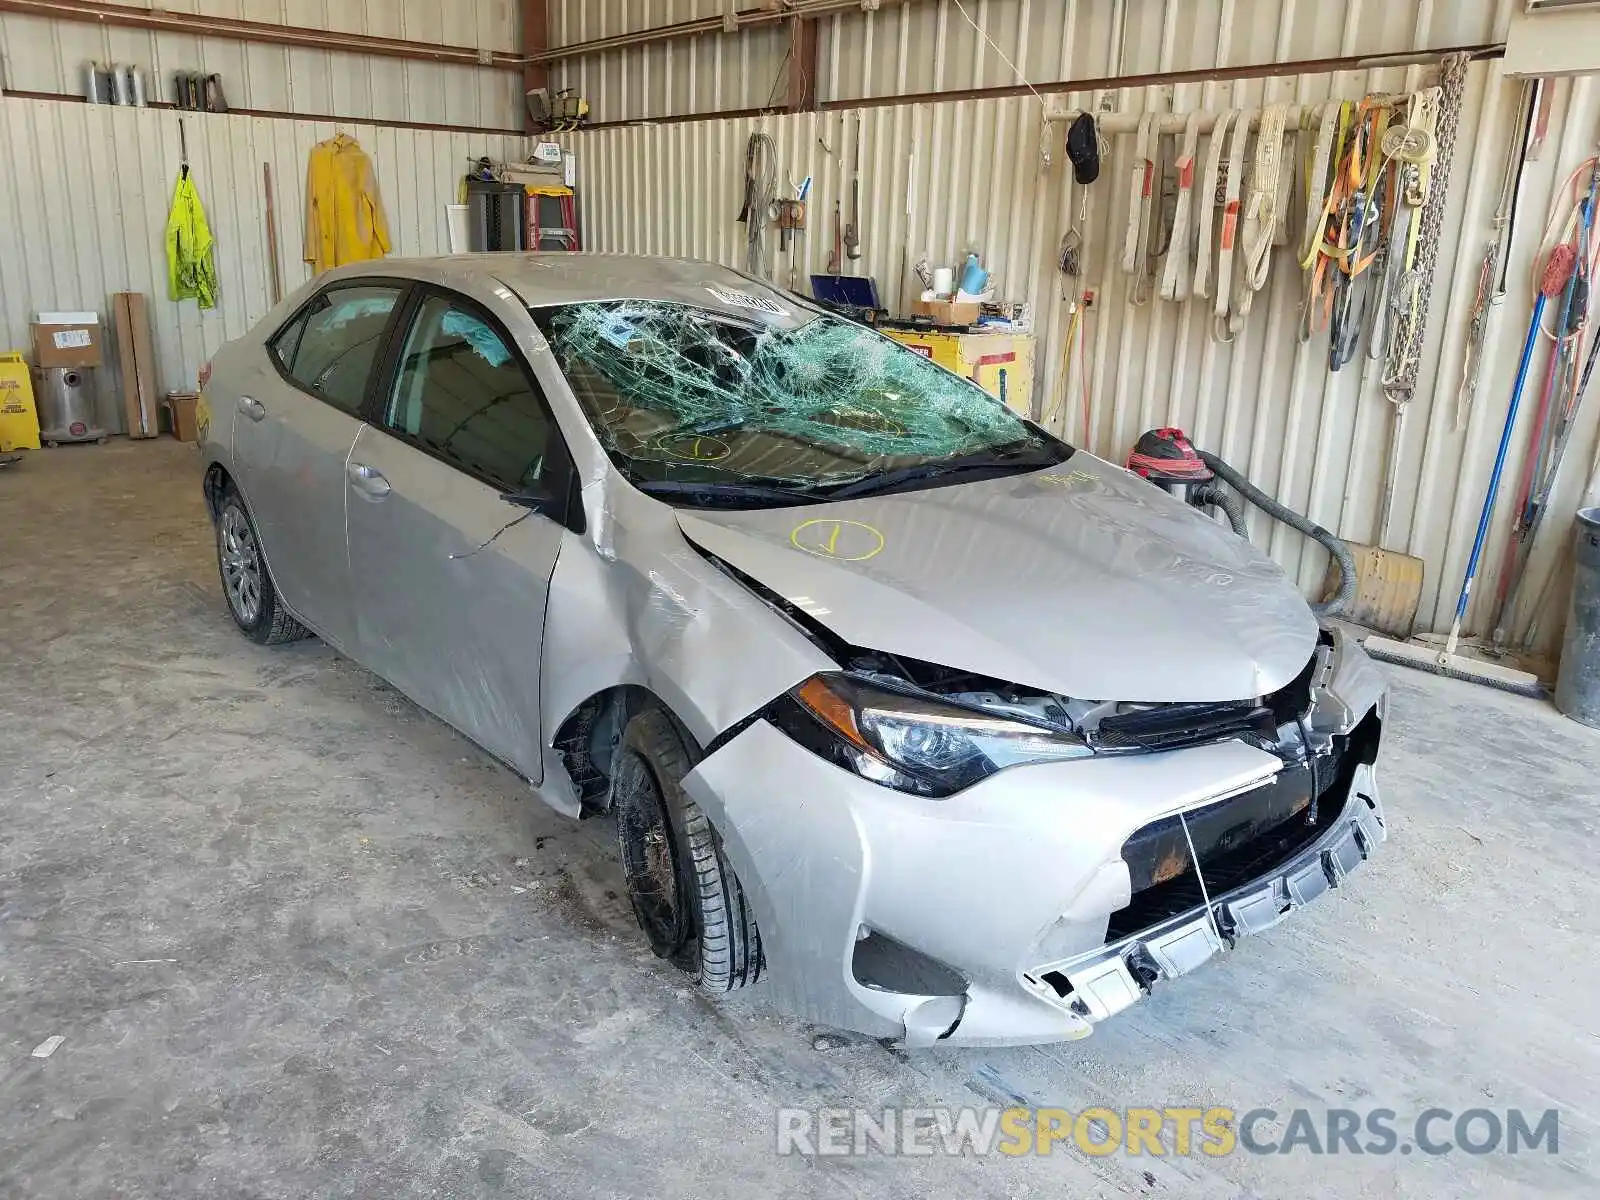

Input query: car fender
[540,483,836,764]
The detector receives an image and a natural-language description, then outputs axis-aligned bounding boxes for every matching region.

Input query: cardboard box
[911,299,981,328]
[112,292,160,438]
[32,319,103,369]
[164,392,199,443]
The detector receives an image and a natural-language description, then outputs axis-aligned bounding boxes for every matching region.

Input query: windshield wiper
[633,478,821,508]
[824,443,1065,501]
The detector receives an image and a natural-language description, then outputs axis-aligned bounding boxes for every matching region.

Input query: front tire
[216,486,308,645]
[612,705,762,994]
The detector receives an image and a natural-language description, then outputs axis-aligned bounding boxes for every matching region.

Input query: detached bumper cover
[1028,775,1383,1025]
[680,631,1387,1048]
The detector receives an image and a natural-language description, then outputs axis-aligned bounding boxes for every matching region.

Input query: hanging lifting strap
[1160,111,1204,301]
[1122,112,1158,277]
[1233,102,1291,332]
[1299,101,1344,267]
[1299,102,1356,340]
[1273,124,1297,247]
[1329,103,1391,367]
[1193,108,1239,299]
[1212,105,1252,334]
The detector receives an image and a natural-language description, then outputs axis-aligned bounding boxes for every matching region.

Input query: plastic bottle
[960,252,989,296]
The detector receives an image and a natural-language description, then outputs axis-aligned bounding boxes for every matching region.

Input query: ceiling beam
[526,0,925,67]
[0,0,521,70]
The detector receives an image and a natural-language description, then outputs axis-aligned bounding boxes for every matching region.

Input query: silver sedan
[197,254,1387,1047]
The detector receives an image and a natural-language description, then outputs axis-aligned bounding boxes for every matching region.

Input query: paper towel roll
[932,267,955,297]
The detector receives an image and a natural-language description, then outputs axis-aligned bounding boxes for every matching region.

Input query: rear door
[344,288,578,779]
[231,281,406,651]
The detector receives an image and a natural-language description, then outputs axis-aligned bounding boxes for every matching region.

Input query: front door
[230,281,405,651]
[345,291,572,780]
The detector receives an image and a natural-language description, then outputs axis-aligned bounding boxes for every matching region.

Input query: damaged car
[197,254,1387,1048]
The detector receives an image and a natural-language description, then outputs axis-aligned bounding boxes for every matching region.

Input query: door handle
[238,395,266,422]
[347,462,392,500]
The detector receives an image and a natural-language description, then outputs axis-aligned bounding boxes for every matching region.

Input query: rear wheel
[216,487,308,645]
[612,705,762,994]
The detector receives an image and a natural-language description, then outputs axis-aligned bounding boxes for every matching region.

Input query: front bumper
[681,630,1388,1048]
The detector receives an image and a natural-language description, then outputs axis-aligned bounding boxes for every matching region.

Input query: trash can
[1555,507,1600,727]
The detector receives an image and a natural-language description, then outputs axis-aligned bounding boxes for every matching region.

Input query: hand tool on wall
[1458,79,1538,432]
[1363,247,1567,698]
[1356,249,1555,700]
[263,163,283,306]
[775,197,807,290]
[826,199,843,274]
[1523,425,1600,651]
[1337,69,1464,638]
[1493,154,1600,643]
[844,113,863,263]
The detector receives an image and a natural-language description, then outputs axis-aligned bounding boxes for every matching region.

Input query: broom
[1360,245,1578,698]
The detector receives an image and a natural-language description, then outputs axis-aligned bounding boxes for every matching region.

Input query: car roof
[335,253,820,329]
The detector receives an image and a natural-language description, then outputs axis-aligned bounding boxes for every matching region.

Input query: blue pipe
[1454,292,1549,627]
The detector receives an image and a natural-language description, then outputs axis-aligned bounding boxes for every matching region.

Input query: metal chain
[1386,51,1472,402]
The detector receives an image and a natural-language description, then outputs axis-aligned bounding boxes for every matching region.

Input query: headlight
[769,674,1093,797]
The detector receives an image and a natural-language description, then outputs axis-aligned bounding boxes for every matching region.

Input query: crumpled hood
[675,454,1319,703]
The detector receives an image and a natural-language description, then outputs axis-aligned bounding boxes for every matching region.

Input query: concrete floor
[2,438,1596,1198]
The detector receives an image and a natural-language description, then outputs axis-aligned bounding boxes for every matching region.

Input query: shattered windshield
[536,300,1068,507]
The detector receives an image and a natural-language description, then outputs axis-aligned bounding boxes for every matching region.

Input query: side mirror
[502,484,557,513]
[502,459,586,536]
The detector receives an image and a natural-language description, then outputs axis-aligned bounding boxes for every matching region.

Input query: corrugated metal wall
[0,95,524,432]
[550,0,792,122]
[0,0,519,129]
[819,0,1504,101]
[549,0,1510,123]
[560,50,1600,656]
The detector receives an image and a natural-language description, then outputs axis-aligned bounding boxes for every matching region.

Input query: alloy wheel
[220,505,263,625]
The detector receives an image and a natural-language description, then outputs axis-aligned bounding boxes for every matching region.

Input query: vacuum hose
[1187,482,1248,539]
[1197,450,1357,618]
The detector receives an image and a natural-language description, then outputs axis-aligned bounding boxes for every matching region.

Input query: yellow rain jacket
[304,134,392,274]
[166,168,218,309]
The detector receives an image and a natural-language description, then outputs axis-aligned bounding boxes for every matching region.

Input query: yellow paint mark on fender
[790,519,886,562]
[1035,470,1097,488]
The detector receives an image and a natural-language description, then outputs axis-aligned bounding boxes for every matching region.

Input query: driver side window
[385,294,555,494]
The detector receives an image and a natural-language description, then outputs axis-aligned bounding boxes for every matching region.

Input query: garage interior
[1,1,1598,1197]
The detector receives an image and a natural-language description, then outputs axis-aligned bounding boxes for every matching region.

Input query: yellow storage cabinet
[880,328,1037,419]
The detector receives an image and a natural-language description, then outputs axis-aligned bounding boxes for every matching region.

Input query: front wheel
[216,487,308,645]
[612,705,762,994]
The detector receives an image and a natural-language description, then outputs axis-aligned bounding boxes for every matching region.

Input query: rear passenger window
[273,284,402,415]
[385,294,556,493]
[269,311,309,371]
